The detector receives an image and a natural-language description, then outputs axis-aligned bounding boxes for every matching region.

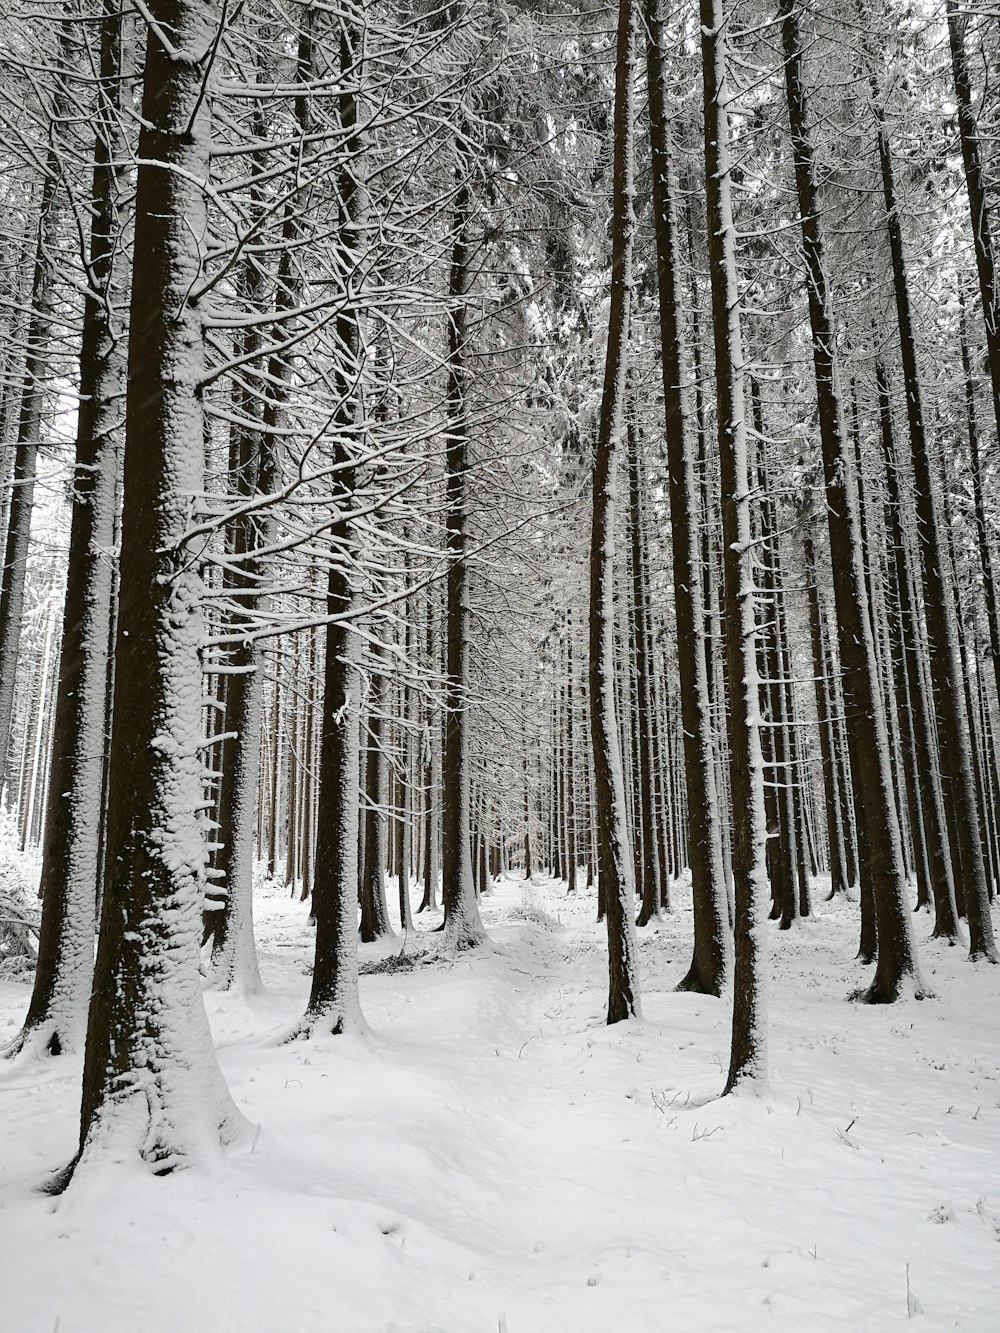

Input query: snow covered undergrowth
[0,874,998,1332]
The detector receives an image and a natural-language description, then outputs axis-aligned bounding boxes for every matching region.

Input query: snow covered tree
[440,14,489,952]
[589,0,641,1023]
[701,0,768,1088]
[4,0,126,1060]
[644,0,730,995]
[780,0,925,1002]
[62,0,247,1183]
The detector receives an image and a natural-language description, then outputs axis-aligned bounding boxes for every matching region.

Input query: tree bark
[589,0,641,1023]
[361,665,394,942]
[0,23,76,801]
[5,0,125,1060]
[299,0,370,1034]
[870,71,995,961]
[440,110,486,950]
[801,521,850,899]
[627,414,659,925]
[780,0,925,1001]
[645,0,729,991]
[702,0,768,1087]
[876,363,960,941]
[66,0,247,1182]
[948,2,1000,463]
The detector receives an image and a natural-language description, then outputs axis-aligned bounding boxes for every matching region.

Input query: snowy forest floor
[1,871,999,1331]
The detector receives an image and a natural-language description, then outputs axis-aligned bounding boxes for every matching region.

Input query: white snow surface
[1,872,998,1331]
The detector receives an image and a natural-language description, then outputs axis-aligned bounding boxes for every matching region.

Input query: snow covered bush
[0,855,39,977]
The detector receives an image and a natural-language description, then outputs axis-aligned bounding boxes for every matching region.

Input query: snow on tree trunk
[297,0,370,1036]
[4,0,125,1061]
[870,70,997,962]
[876,364,960,943]
[948,2,1000,468]
[645,0,730,995]
[301,605,364,1035]
[589,0,641,1025]
[398,592,416,934]
[361,659,395,942]
[780,0,925,1002]
[565,625,579,896]
[64,0,248,1183]
[626,418,660,926]
[208,652,265,994]
[418,587,441,913]
[441,120,486,952]
[700,0,768,1088]
[0,22,77,803]
[960,293,1000,724]
[207,73,314,995]
[800,521,850,900]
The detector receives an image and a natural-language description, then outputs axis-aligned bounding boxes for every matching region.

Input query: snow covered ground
[1,871,998,1331]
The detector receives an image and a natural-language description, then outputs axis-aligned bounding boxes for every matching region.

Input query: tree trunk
[948,1,1000,468]
[881,488,932,913]
[845,404,880,957]
[361,668,393,942]
[800,521,851,900]
[208,61,317,990]
[398,606,415,933]
[66,0,246,1182]
[4,0,125,1061]
[870,75,996,961]
[753,390,798,932]
[284,651,300,891]
[646,0,729,991]
[0,24,76,801]
[299,632,316,903]
[440,114,486,951]
[299,1,370,1034]
[780,0,924,1001]
[565,623,578,894]
[702,0,768,1088]
[417,590,440,912]
[627,414,659,925]
[960,291,1000,716]
[876,363,960,940]
[589,0,641,1023]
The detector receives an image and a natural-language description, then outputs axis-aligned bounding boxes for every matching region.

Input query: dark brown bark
[753,389,798,932]
[440,114,485,949]
[780,0,925,1000]
[876,364,960,941]
[801,522,850,899]
[646,0,729,991]
[589,0,641,1023]
[0,25,76,798]
[948,2,1000,462]
[565,624,579,894]
[299,633,316,903]
[208,87,300,988]
[702,0,768,1088]
[68,0,245,1179]
[5,1,125,1060]
[871,71,997,962]
[284,652,300,891]
[627,415,659,925]
[315,13,384,980]
[882,498,932,914]
[845,406,879,957]
[960,292,1000,766]
[361,675,393,942]
[418,591,440,912]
